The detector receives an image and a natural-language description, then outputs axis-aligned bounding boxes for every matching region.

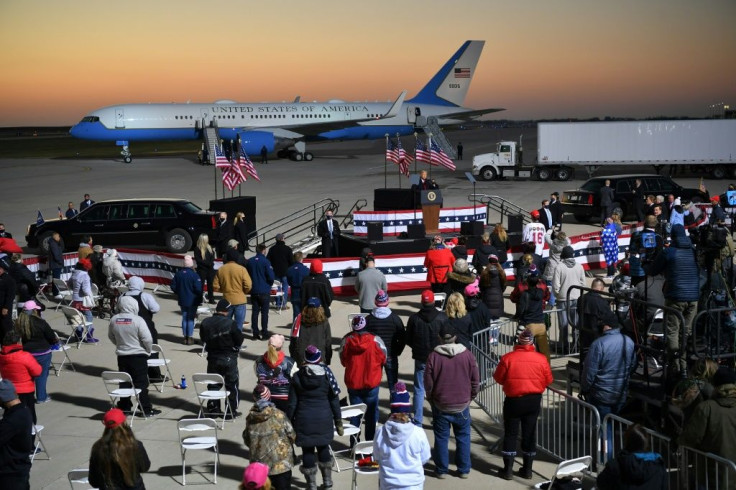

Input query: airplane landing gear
[282,141,313,161]
[120,145,132,164]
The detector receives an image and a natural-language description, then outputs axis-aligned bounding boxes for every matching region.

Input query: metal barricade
[692,305,736,362]
[601,414,678,489]
[470,319,517,424]
[679,445,736,490]
[537,386,601,471]
[544,307,581,358]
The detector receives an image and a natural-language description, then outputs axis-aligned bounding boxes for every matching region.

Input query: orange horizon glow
[1,0,735,127]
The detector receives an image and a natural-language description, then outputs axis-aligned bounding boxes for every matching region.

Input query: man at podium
[412,170,439,191]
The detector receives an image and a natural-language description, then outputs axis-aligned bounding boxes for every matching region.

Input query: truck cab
[471,140,520,181]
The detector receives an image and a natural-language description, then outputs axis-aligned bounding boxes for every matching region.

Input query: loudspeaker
[209,197,257,242]
[406,223,425,239]
[367,222,384,242]
[460,220,484,236]
[507,214,525,247]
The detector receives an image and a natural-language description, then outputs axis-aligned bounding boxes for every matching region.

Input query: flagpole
[384,133,388,189]
[413,132,418,176]
[428,133,433,180]
[213,153,218,200]
[396,133,401,189]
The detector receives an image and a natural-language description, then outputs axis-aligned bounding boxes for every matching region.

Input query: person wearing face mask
[317,211,340,258]
[215,211,234,258]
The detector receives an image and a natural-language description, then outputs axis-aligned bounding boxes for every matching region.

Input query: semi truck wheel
[555,168,572,181]
[712,165,727,179]
[536,168,551,181]
[480,167,497,181]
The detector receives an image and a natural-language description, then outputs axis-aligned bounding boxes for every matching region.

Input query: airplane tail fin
[408,40,485,107]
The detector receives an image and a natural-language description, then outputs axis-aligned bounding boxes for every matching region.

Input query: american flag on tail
[429,140,456,171]
[415,137,432,164]
[385,138,399,164]
[238,146,261,182]
[396,137,413,177]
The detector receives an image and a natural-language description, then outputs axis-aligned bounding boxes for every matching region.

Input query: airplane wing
[242,91,408,137]
[439,107,506,120]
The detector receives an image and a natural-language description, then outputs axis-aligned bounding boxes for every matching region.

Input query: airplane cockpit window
[415,108,422,116]
[81,116,100,123]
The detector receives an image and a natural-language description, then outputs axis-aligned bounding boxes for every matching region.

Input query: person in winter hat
[243,384,296,490]
[339,314,387,443]
[365,289,406,392]
[373,382,431,489]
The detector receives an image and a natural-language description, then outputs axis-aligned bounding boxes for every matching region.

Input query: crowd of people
[2,182,736,489]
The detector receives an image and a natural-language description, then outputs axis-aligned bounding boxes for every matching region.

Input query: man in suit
[599,179,615,226]
[415,170,439,191]
[631,179,646,222]
[644,195,656,216]
[549,192,563,228]
[79,194,95,212]
[317,210,340,258]
[538,200,553,231]
[215,211,234,258]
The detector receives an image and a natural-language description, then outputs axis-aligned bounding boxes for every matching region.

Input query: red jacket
[509,281,550,306]
[493,344,553,398]
[424,248,455,284]
[0,343,42,394]
[339,331,386,390]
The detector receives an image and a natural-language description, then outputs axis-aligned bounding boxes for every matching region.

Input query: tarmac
[0,127,718,489]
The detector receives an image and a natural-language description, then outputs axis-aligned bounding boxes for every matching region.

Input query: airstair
[421,116,457,158]
[468,194,531,225]
[202,123,220,166]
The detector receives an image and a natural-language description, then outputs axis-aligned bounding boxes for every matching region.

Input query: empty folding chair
[329,403,367,472]
[178,418,219,485]
[51,331,76,376]
[534,455,591,490]
[351,440,378,490]
[101,371,143,426]
[31,424,50,462]
[434,292,447,311]
[192,373,231,429]
[147,344,175,392]
[270,280,284,313]
[68,468,96,489]
[61,306,94,349]
[53,278,74,311]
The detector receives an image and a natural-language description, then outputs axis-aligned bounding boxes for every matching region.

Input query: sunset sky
[1,0,734,127]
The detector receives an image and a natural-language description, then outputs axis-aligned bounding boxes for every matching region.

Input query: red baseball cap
[530,210,540,219]
[102,408,127,429]
[421,290,434,304]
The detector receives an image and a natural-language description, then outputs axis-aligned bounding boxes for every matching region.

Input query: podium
[421,190,442,234]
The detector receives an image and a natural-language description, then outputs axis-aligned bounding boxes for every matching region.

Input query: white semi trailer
[471,119,736,181]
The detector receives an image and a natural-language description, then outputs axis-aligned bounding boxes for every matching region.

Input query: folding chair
[147,344,175,392]
[192,373,231,429]
[270,279,284,314]
[68,468,96,489]
[53,278,74,311]
[351,440,378,490]
[178,418,219,485]
[329,403,367,472]
[534,455,591,490]
[51,331,76,376]
[434,292,447,311]
[101,371,143,426]
[36,282,52,305]
[61,306,94,349]
[31,424,50,462]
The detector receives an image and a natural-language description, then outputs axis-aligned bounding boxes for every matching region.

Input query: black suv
[26,199,219,253]
[561,174,707,222]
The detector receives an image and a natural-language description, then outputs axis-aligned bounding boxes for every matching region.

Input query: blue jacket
[582,328,636,407]
[646,224,700,302]
[246,253,275,295]
[170,268,202,307]
[286,262,310,302]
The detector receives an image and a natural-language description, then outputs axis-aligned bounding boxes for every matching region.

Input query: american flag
[239,146,261,182]
[415,137,432,164]
[215,146,244,190]
[396,137,412,177]
[454,68,470,78]
[385,138,399,164]
[430,140,457,171]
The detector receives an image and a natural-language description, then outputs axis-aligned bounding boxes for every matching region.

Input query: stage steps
[247,198,340,253]
[469,194,532,225]
[421,116,457,158]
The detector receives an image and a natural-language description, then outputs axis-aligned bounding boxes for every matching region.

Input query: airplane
[69,40,503,163]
